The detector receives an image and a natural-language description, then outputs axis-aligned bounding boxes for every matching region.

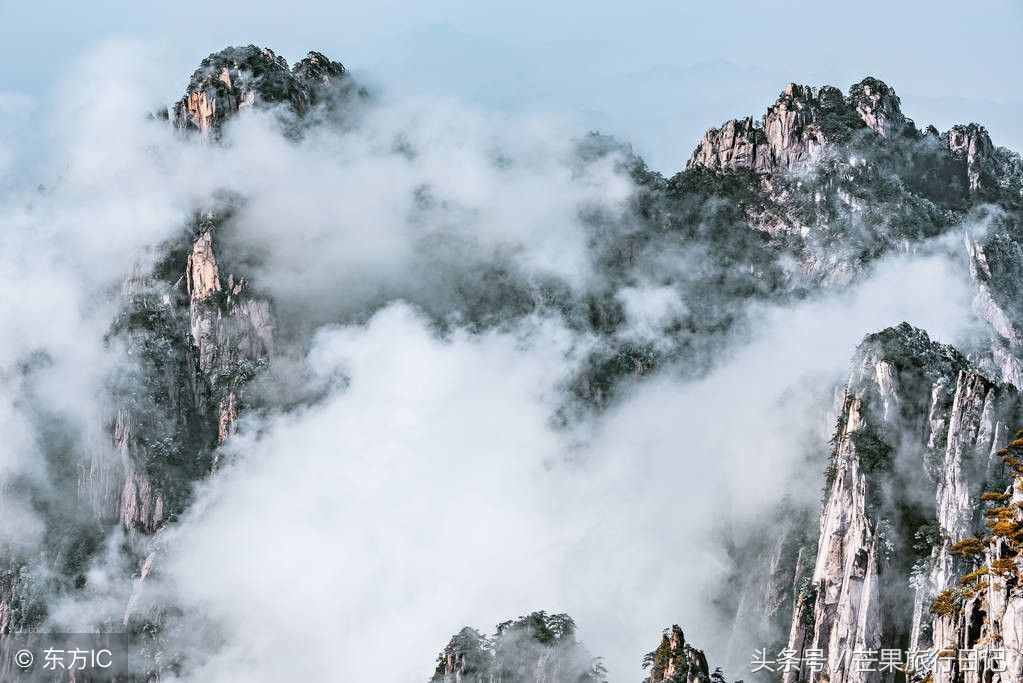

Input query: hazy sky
[2,0,1021,170]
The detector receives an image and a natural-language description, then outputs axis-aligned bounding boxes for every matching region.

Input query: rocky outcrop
[964,217,1023,392]
[785,394,882,683]
[688,117,771,173]
[946,124,996,193]
[431,627,493,683]
[431,612,607,683]
[6,46,1023,682]
[172,45,348,135]
[687,77,906,173]
[642,625,714,683]
[761,83,846,169]
[185,218,273,420]
[783,324,1022,682]
[683,75,1023,192]
[292,50,347,88]
[847,78,907,140]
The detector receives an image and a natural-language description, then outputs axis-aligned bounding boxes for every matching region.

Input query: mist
[150,251,974,682]
[0,38,996,683]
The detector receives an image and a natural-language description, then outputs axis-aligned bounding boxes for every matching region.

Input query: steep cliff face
[184,217,273,445]
[688,117,770,173]
[779,325,1022,683]
[920,441,1023,682]
[946,124,995,194]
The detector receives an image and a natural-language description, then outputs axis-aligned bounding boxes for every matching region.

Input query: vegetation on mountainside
[431,612,607,683]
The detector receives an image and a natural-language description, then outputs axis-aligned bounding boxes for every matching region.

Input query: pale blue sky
[1,0,1021,170]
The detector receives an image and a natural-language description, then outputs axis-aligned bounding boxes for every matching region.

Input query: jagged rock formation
[172,45,349,135]
[687,77,1021,207]
[642,625,718,683]
[778,324,1022,682]
[687,117,770,174]
[430,612,607,683]
[675,76,1023,294]
[687,79,892,174]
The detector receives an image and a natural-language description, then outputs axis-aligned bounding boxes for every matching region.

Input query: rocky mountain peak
[292,50,347,86]
[687,76,914,174]
[687,116,768,173]
[642,625,716,683]
[172,44,348,135]
[848,76,907,139]
[854,322,968,384]
[687,79,859,173]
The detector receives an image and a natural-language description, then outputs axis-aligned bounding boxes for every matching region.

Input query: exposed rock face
[172,45,348,135]
[847,77,906,140]
[946,124,995,193]
[917,441,1023,682]
[761,83,845,169]
[643,625,713,683]
[964,216,1023,393]
[685,74,1017,202]
[185,218,273,415]
[0,43,354,644]
[783,324,1022,683]
[687,78,901,173]
[688,117,770,173]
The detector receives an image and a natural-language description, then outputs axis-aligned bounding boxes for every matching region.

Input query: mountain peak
[848,76,907,138]
[642,625,716,683]
[687,76,913,173]
[172,44,349,135]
